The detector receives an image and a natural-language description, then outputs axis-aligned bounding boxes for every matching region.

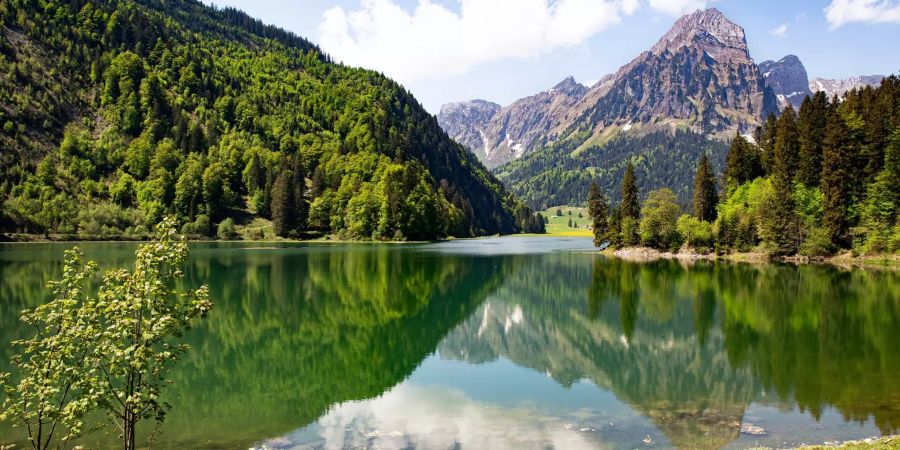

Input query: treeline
[0,0,543,240]
[499,129,728,210]
[588,79,900,256]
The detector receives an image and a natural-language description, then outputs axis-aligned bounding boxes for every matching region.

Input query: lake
[0,237,898,449]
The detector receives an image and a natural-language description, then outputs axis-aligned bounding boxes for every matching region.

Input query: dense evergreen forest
[498,129,728,210]
[589,82,900,256]
[0,0,544,240]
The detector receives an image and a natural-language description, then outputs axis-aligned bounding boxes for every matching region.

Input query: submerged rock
[740,423,768,435]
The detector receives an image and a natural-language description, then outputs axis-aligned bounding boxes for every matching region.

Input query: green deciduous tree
[639,188,682,250]
[85,218,212,450]
[0,219,212,450]
[0,249,99,450]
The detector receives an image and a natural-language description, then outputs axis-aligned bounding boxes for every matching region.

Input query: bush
[639,189,682,250]
[620,216,640,247]
[217,218,237,240]
[181,214,211,237]
[800,226,835,256]
[677,215,714,250]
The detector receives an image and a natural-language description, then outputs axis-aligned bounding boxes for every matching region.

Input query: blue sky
[205,0,899,113]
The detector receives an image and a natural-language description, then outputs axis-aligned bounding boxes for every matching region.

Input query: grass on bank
[748,436,900,450]
[538,206,593,237]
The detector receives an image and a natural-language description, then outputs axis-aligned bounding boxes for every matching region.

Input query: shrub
[800,226,835,256]
[639,189,682,250]
[677,215,714,250]
[217,218,237,240]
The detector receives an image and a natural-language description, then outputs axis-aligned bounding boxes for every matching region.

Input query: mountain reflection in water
[0,238,897,449]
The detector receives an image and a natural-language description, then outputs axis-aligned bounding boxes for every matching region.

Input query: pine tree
[797,92,829,187]
[692,153,718,222]
[620,162,639,220]
[291,153,308,230]
[587,182,609,247]
[774,105,800,182]
[758,112,778,175]
[724,133,761,192]
[766,106,801,255]
[246,152,263,193]
[821,107,854,247]
[271,168,294,237]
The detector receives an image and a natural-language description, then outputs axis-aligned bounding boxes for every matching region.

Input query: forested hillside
[589,82,900,257]
[498,130,728,210]
[0,0,543,240]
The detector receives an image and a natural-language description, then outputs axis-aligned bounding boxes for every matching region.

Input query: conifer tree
[724,133,761,192]
[291,153,308,230]
[797,92,828,187]
[758,112,778,174]
[587,182,609,247]
[766,107,801,255]
[620,162,640,220]
[822,107,854,247]
[271,168,294,237]
[692,153,718,222]
[774,105,800,182]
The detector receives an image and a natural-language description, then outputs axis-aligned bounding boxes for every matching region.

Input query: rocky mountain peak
[758,55,811,109]
[550,76,587,97]
[650,8,748,60]
[439,99,500,117]
[436,100,501,161]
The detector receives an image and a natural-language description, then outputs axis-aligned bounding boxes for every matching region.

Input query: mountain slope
[759,55,812,109]
[0,0,541,239]
[437,100,500,162]
[437,76,588,168]
[810,75,885,98]
[497,130,728,209]
[572,8,778,140]
[440,8,777,172]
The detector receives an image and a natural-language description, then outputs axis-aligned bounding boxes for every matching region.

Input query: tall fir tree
[692,153,718,222]
[774,105,800,182]
[797,92,829,187]
[757,112,779,175]
[766,106,801,255]
[291,153,308,230]
[587,182,609,247]
[723,133,761,192]
[886,128,900,198]
[271,168,294,237]
[620,162,640,220]
[821,107,854,247]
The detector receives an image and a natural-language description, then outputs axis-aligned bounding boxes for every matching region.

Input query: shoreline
[776,436,899,450]
[603,246,899,269]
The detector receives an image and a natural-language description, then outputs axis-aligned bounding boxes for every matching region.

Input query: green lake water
[0,237,898,449]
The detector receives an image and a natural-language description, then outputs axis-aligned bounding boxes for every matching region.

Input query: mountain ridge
[438,7,778,169]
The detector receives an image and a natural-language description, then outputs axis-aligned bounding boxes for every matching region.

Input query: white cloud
[647,0,709,16]
[770,22,789,36]
[824,0,900,28]
[318,0,639,83]
[278,383,601,450]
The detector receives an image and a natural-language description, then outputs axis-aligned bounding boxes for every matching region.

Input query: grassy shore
[750,436,900,450]
[602,246,899,268]
[539,206,593,237]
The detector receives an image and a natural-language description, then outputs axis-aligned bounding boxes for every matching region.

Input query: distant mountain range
[438,8,886,172]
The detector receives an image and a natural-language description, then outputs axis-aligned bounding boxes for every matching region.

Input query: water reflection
[0,240,897,449]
